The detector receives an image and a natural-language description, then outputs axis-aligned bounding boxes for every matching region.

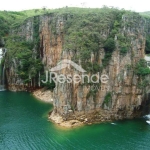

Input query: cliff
[3,7,150,124]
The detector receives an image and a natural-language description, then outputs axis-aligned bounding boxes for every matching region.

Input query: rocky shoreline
[33,88,83,128]
[33,89,53,103]
[33,89,140,128]
[49,111,83,128]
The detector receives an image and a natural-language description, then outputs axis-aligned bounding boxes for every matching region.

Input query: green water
[0,91,150,150]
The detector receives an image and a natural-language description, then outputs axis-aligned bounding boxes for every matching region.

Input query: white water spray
[0,48,5,91]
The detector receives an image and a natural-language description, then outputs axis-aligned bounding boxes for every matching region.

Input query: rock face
[4,8,150,124]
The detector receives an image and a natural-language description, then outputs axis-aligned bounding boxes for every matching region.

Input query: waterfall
[144,114,150,119]
[143,114,150,125]
[2,65,5,85]
[0,48,5,91]
[38,72,41,87]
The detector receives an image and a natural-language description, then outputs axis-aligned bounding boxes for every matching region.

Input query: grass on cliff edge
[0,9,51,38]
[1,7,150,38]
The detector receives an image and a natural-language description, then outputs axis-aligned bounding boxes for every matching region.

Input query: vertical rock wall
[5,10,150,123]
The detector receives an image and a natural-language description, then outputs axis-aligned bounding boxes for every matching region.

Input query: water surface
[0,91,150,150]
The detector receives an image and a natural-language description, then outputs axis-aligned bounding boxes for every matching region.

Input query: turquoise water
[0,91,150,150]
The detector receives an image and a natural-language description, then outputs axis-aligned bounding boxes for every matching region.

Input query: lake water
[0,91,150,150]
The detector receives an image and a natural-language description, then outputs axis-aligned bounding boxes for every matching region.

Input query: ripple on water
[1,91,150,150]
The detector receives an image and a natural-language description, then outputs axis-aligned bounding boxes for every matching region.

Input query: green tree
[104,38,115,52]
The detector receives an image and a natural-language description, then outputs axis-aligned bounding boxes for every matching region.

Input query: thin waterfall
[0,60,1,85]
[0,48,5,91]
[144,114,150,124]
[38,71,41,87]
[2,65,5,85]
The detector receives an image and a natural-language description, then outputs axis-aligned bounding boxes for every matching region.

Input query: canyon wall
[4,8,150,123]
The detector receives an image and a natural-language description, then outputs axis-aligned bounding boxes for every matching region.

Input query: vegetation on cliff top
[0,8,52,40]
[1,7,150,88]
[140,11,150,18]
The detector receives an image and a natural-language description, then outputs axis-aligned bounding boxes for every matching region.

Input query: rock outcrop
[4,8,150,125]
[33,88,53,103]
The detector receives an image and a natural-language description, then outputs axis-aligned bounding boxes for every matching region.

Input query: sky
[0,0,149,12]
